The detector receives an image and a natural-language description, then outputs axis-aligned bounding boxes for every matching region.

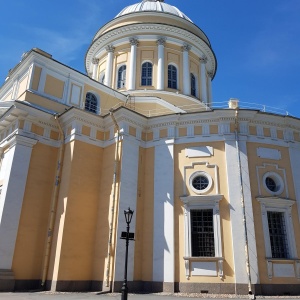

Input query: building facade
[1,0,300,296]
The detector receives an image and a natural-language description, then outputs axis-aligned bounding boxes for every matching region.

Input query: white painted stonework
[153,140,174,283]
[191,261,217,276]
[0,135,36,269]
[273,263,295,278]
[185,146,213,158]
[114,137,140,282]
[224,137,259,285]
[257,147,281,160]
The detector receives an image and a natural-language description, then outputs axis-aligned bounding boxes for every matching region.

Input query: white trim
[257,197,297,261]
[180,195,223,279]
[262,172,284,195]
[153,140,175,284]
[0,135,37,269]
[189,171,213,194]
[256,164,289,198]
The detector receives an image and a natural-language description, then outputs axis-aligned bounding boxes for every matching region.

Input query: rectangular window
[267,211,289,259]
[191,209,215,257]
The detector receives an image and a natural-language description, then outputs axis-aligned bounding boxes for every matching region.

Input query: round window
[263,172,284,195]
[189,171,212,194]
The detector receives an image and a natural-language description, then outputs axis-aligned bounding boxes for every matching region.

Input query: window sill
[266,259,300,279]
[183,256,224,261]
[183,257,224,279]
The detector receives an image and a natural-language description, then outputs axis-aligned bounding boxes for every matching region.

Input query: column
[92,58,99,80]
[104,45,115,87]
[128,38,139,91]
[153,139,175,292]
[0,136,37,270]
[224,136,259,294]
[157,37,166,90]
[182,44,191,95]
[200,56,208,104]
[113,130,140,288]
[207,72,213,106]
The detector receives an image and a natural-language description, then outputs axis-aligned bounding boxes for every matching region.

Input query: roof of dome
[115,0,193,23]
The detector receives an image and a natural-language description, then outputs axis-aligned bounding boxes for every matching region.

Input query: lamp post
[121,207,134,300]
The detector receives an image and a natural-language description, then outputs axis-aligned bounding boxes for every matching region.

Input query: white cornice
[86,23,216,75]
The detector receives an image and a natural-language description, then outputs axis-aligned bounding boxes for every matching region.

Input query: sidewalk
[0,292,299,300]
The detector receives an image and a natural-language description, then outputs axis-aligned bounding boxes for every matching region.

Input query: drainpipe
[41,113,65,288]
[104,108,122,290]
[234,109,253,297]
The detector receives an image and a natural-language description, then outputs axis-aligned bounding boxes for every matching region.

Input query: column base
[0,269,15,291]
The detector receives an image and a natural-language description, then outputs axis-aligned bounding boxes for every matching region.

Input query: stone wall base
[4,280,300,296]
[0,269,15,292]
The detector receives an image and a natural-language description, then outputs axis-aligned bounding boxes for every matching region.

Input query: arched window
[85,92,98,114]
[117,65,126,89]
[191,73,196,96]
[141,62,152,86]
[168,65,177,89]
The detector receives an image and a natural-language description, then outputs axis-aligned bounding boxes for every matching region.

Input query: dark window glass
[191,73,196,96]
[117,65,126,89]
[168,65,177,89]
[266,177,277,192]
[141,62,152,86]
[192,175,209,191]
[191,209,215,257]
[267,211,289,258]
[85,92,97,113]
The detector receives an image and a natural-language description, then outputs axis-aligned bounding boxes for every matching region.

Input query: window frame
[180,195,223,278]
[85,92,99,114]
[263,172,284,196]
[141,61,153,86]
[168,64,178,89]
[117,65,127,89]
[257,197,297,260]
[189,171,213,194]
[191,73,197,97]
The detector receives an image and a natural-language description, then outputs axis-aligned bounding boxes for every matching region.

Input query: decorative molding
[182,44,192,52]
[157,37,166,46]
[200,56,207,64]
[185,146,213,158]
[257,147,281,160]
[105,45,115,53]
[92,58,99,65]
[129,37,139,46]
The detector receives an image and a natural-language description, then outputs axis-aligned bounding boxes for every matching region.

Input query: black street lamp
[121,207,134,300]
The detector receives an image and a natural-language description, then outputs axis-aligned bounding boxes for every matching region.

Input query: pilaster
[153,139,175,292]
[0,135,37,290]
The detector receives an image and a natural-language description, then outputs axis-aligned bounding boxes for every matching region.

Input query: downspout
[41,113,65,288]
[104,108,122,290]
[234,109,253,296]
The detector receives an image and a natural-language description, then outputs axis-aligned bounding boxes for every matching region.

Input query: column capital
[182,44,191,52]
[92,58,99,65]
[105,45,115,53]
[129,38,139,46]
[157,37,166,46]
[208,71,214,78]
[200,56,208,64]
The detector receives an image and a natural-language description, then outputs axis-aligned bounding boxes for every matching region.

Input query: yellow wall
[247,142,300,284]
[44,75,65,99]
[174,141,235,283]
[12,143,58,279]
[134,147,154,281]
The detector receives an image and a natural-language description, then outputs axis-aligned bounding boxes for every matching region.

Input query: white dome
[115,0,193,23]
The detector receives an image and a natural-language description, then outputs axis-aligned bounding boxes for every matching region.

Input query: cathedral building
[1,0,300,296]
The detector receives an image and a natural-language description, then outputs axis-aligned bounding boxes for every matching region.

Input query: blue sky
[1,0,300,117]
